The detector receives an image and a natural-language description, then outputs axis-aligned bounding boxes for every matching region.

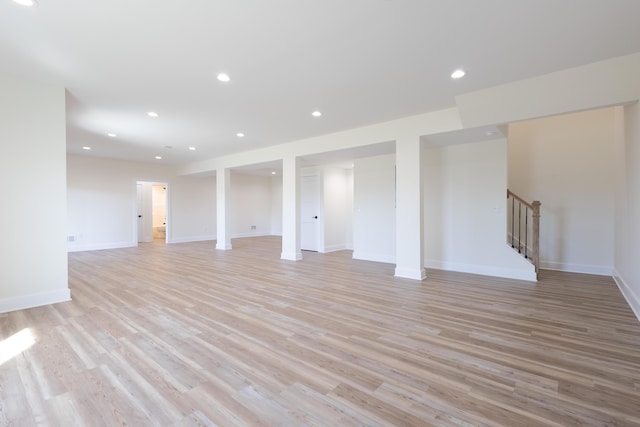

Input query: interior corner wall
[353,154,396,263]
[67,155,216,250]
[230,172,273,238]
[508,108,616,275]
[614,102,640,320]
[423,139,536,281]
[0,74,69,313]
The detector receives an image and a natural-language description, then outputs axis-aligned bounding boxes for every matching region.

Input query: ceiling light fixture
[147,111,159,117]
[107,133,117,137]
[217,73,231,82]
[312,110,322,117]
[451,69,466,79]
[188,146,196,151]
[271,171,277,175]
[155,156,162,160]
[82,146,91,150]
[236,132,245,138]
[12,0,38,6]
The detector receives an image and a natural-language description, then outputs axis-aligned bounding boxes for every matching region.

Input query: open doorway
[136,181,168,244]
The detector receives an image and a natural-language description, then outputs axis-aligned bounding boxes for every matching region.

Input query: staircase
[507,190,541,273]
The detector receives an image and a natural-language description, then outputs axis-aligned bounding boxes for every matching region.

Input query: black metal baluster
[511,197,515,248]
[518,202,522,253]
[525,207,529,259]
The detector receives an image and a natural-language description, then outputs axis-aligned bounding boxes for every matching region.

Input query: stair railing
[507,190,541,272]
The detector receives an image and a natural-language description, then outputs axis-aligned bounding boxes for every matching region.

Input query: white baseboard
[232,231,271,238]
[67,241,136,253]
[613,269,640,322]
[169,235,216,244]
[352,251,395,264]
[540,260,613,276]
[281,251,303,261]
[321,244,348,253]
[0,288,71,314]
[395,267,426,281]
[425,259,537,282]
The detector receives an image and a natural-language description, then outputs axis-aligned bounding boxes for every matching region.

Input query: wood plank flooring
[1,236,640,426]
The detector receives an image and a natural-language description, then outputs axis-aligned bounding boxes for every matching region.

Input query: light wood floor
[1,236,640,426]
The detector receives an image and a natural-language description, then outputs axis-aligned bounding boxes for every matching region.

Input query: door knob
[313,216,318,219]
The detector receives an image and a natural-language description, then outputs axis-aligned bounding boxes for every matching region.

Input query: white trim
[613,269,640,322]
[0,288,71,314]
[168,235,216,244]
[321,244,347,253]
[394,267,427,281]
[540,260,613,276]
[425,259,537,282]
[352,251,395,264]
[231,231,271,238]
[281,251,303,261]
[67,241,136,253]
[216,242,232,250]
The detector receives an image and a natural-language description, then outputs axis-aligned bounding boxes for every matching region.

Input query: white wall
[0,74,69,312]
[170,175,216,243]
[322,166,353,252]
[67,155,216,250]
[614,103,640,320]
[423,139,536,280]
[353,154,396,263]
[230,172,273,237]
[508,108,616,275]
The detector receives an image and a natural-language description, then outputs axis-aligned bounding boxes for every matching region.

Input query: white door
[301,174,320,251]
[137,183,143,242]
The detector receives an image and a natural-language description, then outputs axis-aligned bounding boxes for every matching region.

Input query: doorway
[136,181,168,243]
[301,174,321,251]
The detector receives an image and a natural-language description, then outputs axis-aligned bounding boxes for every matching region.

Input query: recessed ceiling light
[148,111,159,118]
[312,111,322,117]
[155,156,162,160]
[451,69,466,79]
[107,133,117,137]
[188,146,196,151]
[271,171,277,175]
[217,73,231,82]
[12,0,37,6]
[236,132,245,138]
[82,146,91,150]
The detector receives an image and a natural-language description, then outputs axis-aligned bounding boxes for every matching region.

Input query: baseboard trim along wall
[169,235,216,244]
[613,269,640,322]
[352,252,396,264]
[67,241,137,253]
[540,260,613,276]
[425,259,537,282]
[321,244,347,253]
[0,288,71,314]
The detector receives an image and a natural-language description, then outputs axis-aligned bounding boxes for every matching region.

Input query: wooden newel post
[532,201,541,272]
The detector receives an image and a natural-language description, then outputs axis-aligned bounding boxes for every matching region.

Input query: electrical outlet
[67,235,75,242]
[250,225,256,230]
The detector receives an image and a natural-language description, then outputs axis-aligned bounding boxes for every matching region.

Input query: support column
[216,167,232,250]
[395,136,426,280]
[281,155,302,260]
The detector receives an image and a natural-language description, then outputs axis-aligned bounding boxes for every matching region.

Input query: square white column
[281,155,302,260]
[216,167,232,250]
[395,136,426,280]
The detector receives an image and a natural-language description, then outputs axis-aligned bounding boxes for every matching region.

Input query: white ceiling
[2,0,640,165]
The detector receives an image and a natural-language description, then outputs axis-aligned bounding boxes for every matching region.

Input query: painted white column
[395,136,426,280]
[281,155,302,260]
[216,168,232,250]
